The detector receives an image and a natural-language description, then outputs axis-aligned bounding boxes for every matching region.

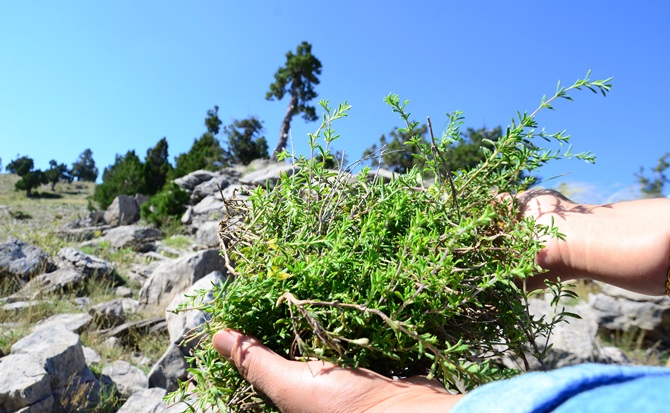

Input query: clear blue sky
[1,1,668,202]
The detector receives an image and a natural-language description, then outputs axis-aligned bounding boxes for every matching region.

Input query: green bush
[170,72,612,412]
[140,182,189,228]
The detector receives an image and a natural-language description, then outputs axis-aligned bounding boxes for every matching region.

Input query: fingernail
[212,329,236,359]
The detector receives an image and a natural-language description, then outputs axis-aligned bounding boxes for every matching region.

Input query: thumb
[212,329,290,398]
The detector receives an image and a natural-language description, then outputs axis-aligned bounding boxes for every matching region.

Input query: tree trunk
[271,83,300,161]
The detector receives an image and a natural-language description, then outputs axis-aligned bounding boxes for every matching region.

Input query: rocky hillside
[1,160,669,412]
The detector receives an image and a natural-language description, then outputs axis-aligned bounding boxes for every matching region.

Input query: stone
[173,170,216,192]
[191,194,225,217]
[14,268,84,298]
[103,225,163,252]
[104,195,140,227]
[191,174,230,204]
[0,354,52,413]
[590,284,670,347]
[102,360,149,397]
[82,346,101,366]
[166,271,225,346]
[116,286,133,298]
[364,168,399,184]
[11,324,87,390]
[116,387,167,413]
[89,299,126,328]
[138,249,227,311]
[51,367,102,413]
[32,313,92,335]
[147,343,189,392]
[55,247,115,279]
[194,221,220,248]
[239,162,297,188]
[180,206,194,225]
[0,301,41,312]
[504,296,630,371]
[0,238,55,280]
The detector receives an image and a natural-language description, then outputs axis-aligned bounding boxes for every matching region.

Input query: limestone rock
[194,221,220,248]
[590,284,670,347]
[32,313,92,335]
[239,162,296,188]
[116,387,167,413]
[102,225,163,252]
[138,249,227,311]
[0,354,52,413]
[55,247,115,279]
[102,360,148,397]
[0,238,55,280]
[191,174,230,204]
[104,195,140,227]
[89,299,126,328]
[14,268,84,298]
[11,325,87,390]
[166,271,225,346]
[147,343,188,392]
[173,170,216,192]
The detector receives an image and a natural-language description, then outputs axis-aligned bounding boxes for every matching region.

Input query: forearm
[522,193,670,295]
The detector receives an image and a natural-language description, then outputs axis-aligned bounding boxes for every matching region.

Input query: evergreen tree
[94,150,145,209]
[223,117,269,165]
[143,137,172,195]
[172,107,228,179]
[266,41,322,160]
[6,155,47,197]
[71,149,99,182]
[45,160,71,191]
[637,152,670,198]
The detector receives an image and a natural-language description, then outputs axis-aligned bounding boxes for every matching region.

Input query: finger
[212,329,292,399]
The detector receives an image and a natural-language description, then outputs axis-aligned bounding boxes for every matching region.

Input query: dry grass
[0,174,95,255]
[0,174,168,358]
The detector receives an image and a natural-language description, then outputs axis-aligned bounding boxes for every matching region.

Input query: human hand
[514,189,670,295]
[212,329,464,413]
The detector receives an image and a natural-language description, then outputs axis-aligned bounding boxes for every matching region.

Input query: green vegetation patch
[171,73,611,412]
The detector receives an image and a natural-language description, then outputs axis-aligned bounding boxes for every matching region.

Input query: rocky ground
[1,160,669,412]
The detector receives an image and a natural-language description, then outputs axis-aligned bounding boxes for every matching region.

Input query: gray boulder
[55,247,115,279]
[13,268,84,298]
[239,162,296,188]
[0,238,56,280]
[89,299,126,328]
[33,313,93,335]
[102,360,148,397]
[138,249,227,311]
[191,174,231,204]
[504,296,630,371]
[104,195,140,227]
[192,194,225,217]
[0,354,53,413]
[194,221,220,248]
[102,225,163,252]
[590,284,670,347]
[116,387,167,413]
[180,206,194,225]
[11,324,87,390]
[173,170,216,192]
[147,343,189,392]
[166,271,225,347]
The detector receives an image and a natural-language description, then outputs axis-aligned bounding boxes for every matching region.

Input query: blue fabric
[450,363,670,413]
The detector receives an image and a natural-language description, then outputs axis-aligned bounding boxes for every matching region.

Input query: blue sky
[1,1,668,202]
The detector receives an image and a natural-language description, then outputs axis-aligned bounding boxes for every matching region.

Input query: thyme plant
[170,71,612,412]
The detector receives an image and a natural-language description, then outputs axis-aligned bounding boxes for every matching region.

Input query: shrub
[170,72,612,412]
[140,182,189,228]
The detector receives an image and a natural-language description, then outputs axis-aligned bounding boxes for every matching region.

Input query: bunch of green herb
[170,71,612,412]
